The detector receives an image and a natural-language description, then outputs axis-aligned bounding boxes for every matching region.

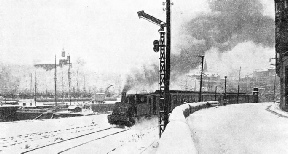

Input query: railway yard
[0,0,285,153]
[0,114,159,154]
[2,102,288,153]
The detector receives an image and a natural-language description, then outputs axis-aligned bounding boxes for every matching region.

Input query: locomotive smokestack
[121,92,127,103]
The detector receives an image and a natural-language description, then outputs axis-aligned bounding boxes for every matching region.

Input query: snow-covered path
[187,103,288,154]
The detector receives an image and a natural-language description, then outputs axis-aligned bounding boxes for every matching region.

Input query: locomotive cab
[107,92,151,127]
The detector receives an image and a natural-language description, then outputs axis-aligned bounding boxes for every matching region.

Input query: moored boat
[0,105,20,122]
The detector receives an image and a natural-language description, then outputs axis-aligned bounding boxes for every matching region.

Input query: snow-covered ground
[0,114,159,154]
[3,102,288,154]
[187,102,288,154]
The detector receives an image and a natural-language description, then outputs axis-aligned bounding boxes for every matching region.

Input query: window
[137,95,147,104]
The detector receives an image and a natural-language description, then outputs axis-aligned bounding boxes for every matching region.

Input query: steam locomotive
[107,90,256,126]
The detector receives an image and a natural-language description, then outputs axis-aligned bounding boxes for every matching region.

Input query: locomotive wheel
[130,118,136,125]
[125,122,133,127]
[124,118,135,127]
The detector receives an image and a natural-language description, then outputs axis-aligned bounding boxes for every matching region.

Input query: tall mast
[34,71,37,106]
[77,70,79,95]
[68,54,71,105]
[30,73,33,97]
[54,55,57,106]
[62,70,64,101]
[84,75,86,93]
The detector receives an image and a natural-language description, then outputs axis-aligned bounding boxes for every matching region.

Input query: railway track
[0,123,129,154]
[106,126,158,154]
[57,128,128,154]
[0,123,99,150]
[1,117,159,153]
[20,127,129,154]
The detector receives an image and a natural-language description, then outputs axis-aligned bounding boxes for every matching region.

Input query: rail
[0,123,129,154]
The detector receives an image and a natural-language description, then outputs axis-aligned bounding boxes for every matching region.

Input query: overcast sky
[0,0,274,75]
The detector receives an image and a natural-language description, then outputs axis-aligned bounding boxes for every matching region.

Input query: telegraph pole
[62,70,64,101]
[224,76,227,98]
[34,71,37,106]
[237,67,241,103]
[30,73,33,95]
[199,55,204,102]
[163,0,171,135]
[214,86,217,101]
[274,71,277,102]
[166,0,171,89]
[54,55,57,106]
[68,55,71,105]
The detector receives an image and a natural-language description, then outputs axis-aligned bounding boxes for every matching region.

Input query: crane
[105,85,113,97]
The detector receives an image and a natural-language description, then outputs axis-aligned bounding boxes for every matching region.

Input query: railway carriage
[108,90,256,126]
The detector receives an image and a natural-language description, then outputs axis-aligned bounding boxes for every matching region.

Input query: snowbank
[156,101,217,154]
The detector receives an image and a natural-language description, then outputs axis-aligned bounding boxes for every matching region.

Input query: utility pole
[274,71,277,102]
[77,70,79,96]
[34,71,37,106]
[30,73,33,95]
[237,67,241,103]
[54,55,57,106]
[84,75,86,93]
[224,76,227,99]
[62,70,64,101]
[166,0,171,92]
[199,55,204,102]
[214,86,217,101]
[195,79,197,91]
[68,55,71,105]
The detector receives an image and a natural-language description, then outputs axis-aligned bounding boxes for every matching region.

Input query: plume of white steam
[206,41,274,77]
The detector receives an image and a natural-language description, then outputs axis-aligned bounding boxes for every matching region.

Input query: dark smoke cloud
[186,0,274,49]
[122,75,134,93]
[123,0,275,92]
[122,64,158,93]
[172,0,274,75]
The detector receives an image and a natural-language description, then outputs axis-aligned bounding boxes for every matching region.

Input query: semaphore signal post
[137,0,171,137]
